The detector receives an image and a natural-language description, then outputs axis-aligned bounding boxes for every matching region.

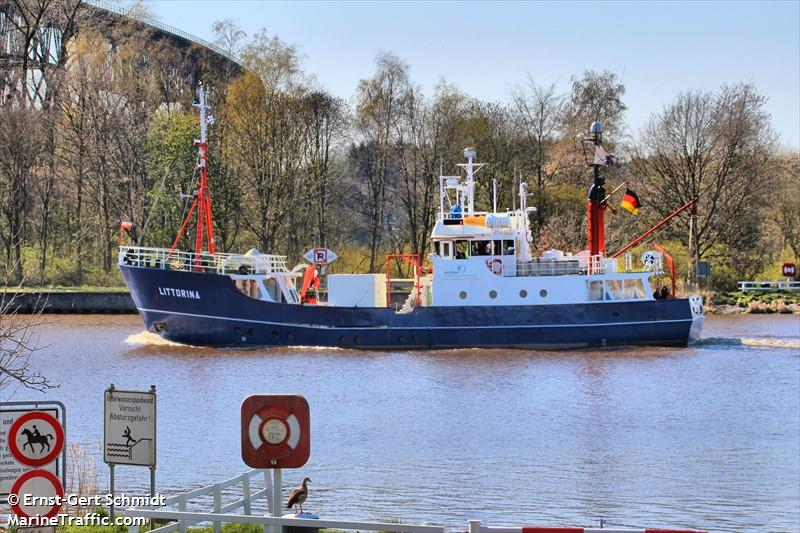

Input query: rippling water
[3,314,799,532]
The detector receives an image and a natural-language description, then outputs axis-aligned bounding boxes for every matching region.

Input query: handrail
[124,510,446,533]
[119,246,289,276]
[84,0,243,66]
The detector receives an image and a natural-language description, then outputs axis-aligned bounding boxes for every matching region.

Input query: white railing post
[243,473,251,515]
[263,470,272,533]
[468,519,481,533]
[213,483,222,533]
[178,494,187,533]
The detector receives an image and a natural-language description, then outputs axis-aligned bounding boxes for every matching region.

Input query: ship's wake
[124,330,185,347]
[694,336,800,349]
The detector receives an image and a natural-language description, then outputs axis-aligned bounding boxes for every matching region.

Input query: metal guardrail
[738,280,800,291]
[123,469,446,533]
[119,246,289,276]
[85,0,243,66]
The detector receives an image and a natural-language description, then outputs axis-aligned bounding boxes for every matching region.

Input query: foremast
[170,83,216,260]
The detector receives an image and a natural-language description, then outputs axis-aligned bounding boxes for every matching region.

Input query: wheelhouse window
[470,240,492,256]
[502,240,515,255]
[455,240,469,259]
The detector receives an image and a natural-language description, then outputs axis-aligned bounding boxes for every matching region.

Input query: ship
[119,85,704,349]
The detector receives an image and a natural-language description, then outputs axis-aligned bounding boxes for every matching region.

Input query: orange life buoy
[486,258,503,275]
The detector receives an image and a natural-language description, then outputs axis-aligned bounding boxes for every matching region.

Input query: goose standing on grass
[287,477,311,514]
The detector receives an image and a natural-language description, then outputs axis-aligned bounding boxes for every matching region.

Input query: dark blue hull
[120,265,704,349]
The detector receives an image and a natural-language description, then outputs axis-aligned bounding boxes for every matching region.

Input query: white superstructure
[426,148,658,307]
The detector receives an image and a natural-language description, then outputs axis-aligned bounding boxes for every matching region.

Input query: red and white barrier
[467,519,707,533]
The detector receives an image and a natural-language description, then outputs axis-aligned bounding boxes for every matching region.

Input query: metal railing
[85,0,243,66]
[119,246,289,276]
[515,259,582,277]
[123,469,269,533]
[738,280,800,292]
[122,470,445,533]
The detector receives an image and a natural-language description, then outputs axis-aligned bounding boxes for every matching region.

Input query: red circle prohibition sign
[8,411,65,467]
[10,469,64,518]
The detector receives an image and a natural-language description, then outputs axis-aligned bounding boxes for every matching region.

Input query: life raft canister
[486,258,503,275]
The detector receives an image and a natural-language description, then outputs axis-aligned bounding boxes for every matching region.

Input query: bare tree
[634,83,776,284]
[355,52,410,271]
[0,276,54,393]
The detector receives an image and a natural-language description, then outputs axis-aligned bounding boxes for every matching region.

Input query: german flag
[621,188,641,215]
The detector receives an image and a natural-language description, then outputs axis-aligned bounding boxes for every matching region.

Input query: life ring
[247,405,302,459]
[486,258,504,275]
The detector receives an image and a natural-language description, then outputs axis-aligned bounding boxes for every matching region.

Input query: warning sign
[1,403,65,499]
[103,388,156,466]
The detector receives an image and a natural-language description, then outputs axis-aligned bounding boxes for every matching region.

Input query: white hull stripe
[137,307,698,331]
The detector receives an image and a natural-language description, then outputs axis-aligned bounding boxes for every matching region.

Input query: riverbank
[1,290,136,313]
[706,290,800,314]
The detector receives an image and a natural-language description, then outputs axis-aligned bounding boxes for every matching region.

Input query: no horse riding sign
[241,394,310,468]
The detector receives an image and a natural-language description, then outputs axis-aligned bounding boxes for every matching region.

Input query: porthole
[489,290,498,299]
[271,330,280,339]
[234,326,241,334]
[398,335,406,343]
[287,332,294,341]
[248,327,255,336]
[539,289,548,298]
[339,335,347,343]
[411,335,418,344]
[353,336,360,344]
[519,289,528,298]
[459,291,468,300]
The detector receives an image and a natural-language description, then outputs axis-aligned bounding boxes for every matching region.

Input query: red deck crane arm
[610,198,697,259]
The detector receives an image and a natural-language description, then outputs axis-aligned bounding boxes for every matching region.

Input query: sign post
[104,384,156,520]
[782,262,796,278]
[241,395,311,533]
[2,401,65,532]
[1,402,66,501]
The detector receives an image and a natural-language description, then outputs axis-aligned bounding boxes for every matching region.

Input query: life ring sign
[241,395,310,469]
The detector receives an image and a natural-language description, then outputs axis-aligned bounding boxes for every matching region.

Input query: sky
[141,0,800,150]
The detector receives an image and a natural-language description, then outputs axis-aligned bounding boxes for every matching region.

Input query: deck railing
[119,246,289,276]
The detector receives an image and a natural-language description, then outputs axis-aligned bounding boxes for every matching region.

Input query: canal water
[3,314,799,532]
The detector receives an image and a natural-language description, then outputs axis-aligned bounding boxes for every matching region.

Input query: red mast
[586,121,607,257]
[170,83,216,263]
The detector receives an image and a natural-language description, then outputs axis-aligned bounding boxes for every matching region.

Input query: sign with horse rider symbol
[8,412,65,467]
[241,394,310,468]
[1,403,66,499]
[104,387,156,466]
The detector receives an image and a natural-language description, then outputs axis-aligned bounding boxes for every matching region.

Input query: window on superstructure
[470,240,491,256]
[624,278,646,299]
[502,240,515,255]
[587,280,603,301]
[606,279,624,300]
[455,240,469,259]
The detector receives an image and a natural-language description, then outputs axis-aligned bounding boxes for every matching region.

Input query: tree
[773,153,800,257]
[0,283,54,393]
[634,83,776,284]
[354,52,411,271]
